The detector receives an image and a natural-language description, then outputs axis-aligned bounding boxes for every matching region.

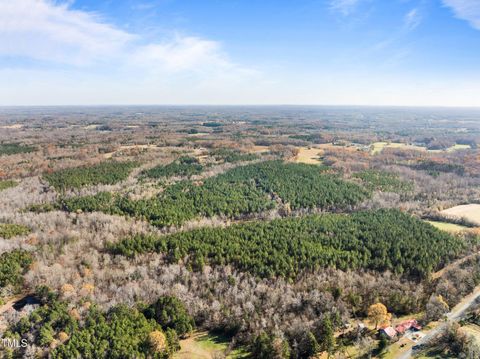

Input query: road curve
[397,286,480,359]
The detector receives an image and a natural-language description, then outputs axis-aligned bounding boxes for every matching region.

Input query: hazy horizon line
[1,104,480,110]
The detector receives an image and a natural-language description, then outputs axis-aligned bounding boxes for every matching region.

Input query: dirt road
[431,251,480,280]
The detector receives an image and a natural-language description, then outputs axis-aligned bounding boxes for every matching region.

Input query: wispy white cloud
[0,0,133,66]
[0,0,262,105]
[0,0,245,75]
[131,36,230,72]
[442,0,480,30]
[404,8,422,31]
[329,0,361,16]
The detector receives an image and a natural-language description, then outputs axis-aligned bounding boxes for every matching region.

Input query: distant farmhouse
[379,319,422,339]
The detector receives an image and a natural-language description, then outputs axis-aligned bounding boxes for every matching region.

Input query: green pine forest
[58,161,370,227]
[44,161,137,191]
[109,209,462,279]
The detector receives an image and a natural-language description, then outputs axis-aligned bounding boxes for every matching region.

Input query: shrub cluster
[0,223,31,239]
[0,250,33,290]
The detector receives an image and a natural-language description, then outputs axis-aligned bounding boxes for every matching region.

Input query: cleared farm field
[371,142,426,154]
[426,220,470,233]
[447,144,471,152]
[441,204,480,225]
[293,144,360,164]
[292,147,323,164]
[371,142,471,155]
[249,145,270,153]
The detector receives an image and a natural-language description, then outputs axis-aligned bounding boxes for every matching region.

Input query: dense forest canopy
[141,156,203,179]
[0,250,33,291]
[352,169,413,193]
[59,161,370,227]
[44,161,137,191]
[211,148,258,163]
[59,178,274,227]
[220,161,370,210]
[4,288,192,359]
[0,143,36,156]
[110,209,461,279]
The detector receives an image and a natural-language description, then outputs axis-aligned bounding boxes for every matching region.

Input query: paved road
[397,286,480,359]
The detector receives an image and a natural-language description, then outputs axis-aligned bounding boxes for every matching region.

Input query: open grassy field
[371,142,471,155]
[460,324,480,345]
[292,147,323,164]
[0,124,23,129]
[174,331,249,359]
[371,142,427,154]
[441,204,480,225]
[250,145,270,153]
[447,144,472,152]
[426,220,470,233]
[292,144,361,164]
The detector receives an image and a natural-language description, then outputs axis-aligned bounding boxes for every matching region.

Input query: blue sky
[0,0,479,106]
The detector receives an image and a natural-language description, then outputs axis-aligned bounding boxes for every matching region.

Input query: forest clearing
[441,204,480,225]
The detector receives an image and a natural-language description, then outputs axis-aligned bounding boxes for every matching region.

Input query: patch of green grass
[0,223,31,239]
[25,203,56,213]
[197,334,249,358]
[227,349,250,358]
[174,332,249,359]
[196,332,229,350]
[426,221,470,233]
[0,143,35,156]
[447,144,471,152]
[0,180,18,191]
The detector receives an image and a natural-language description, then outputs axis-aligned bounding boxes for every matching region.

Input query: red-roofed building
[395,319,421,334]
[378,326,397,339]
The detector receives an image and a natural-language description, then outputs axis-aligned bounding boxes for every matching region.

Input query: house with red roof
[378,326,397,339]
[395,319,421,335]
